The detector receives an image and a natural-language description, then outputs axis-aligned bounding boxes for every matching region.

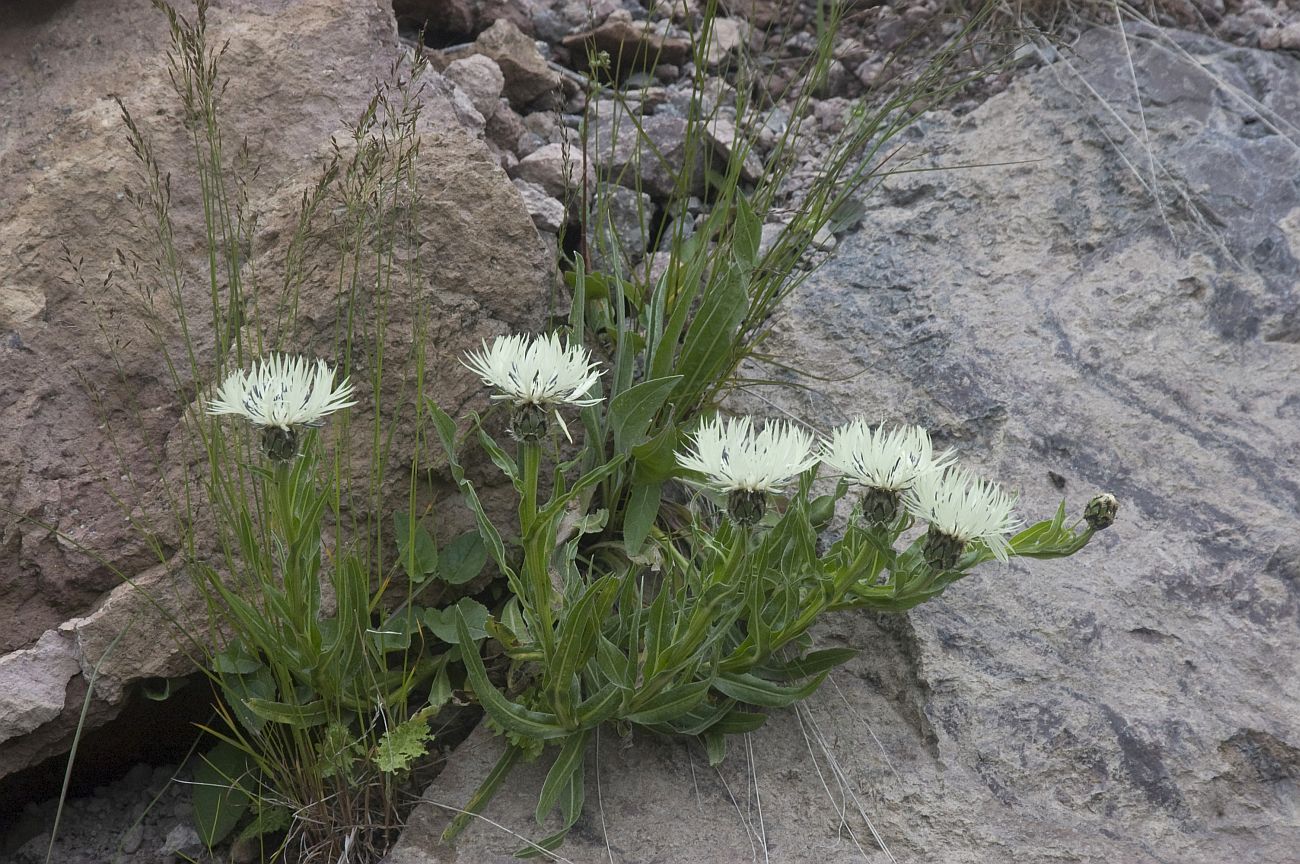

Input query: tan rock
[475,18,561,108]
[509,142,589,199]
[705,17,748,67]
[444,54,505,121]
[561,17,693,76]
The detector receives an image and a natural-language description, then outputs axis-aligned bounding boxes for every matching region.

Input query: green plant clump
[67,0,1117,860]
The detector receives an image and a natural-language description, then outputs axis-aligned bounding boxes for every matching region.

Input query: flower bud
[261,426,300,462]
[727,489,767,527]
[921,529,965,571]
[1085,493,1119,531]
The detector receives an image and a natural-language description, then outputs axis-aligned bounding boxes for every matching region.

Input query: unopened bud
[1084,493,1119,531]
[727,489,767,527]
[510,404,549,443]
[261,426,300,462]
[922,529,965,571]
[860,486,901,525]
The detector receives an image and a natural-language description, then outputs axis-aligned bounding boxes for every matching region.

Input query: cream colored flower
[207,354,355,430]
[676,416,819,494]
[821,420,953,491]
[463,333,602,408]
[903,467,1021,563]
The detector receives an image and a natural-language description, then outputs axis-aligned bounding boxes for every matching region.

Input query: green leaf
[608,376,683,452]
[569,254,588,339]
[212,643,261,675]
[713,670,827,708]
[630,423,680,484]
[709,709,769,735]
[192,741,253,848]
[594,635,632,688]
[223,664,276,735]
[622,482,661,556]
[316,722,363,780]
[704,732,727,767]
[549,579,619,719]
[478,426,520,489]
[577,682,624,726]
[394,511,438,583]
[141,676,176,701]
[626,679,712,725]
[756,648,858,681]
[372,606,423,652]
[675,263,747,400]
[439,532,488,585]
[427,657,454,711]
[425,598,491,644]
[733,193,761,268]
[1008,501,1092,559]
[535,730,588,825]
[426,401,512,577]
[374,710,434,773]
[531,454,627,531]
[244,697,329,728]
[457,609,570,740]
[235,803,291,843]
[443,745,523,842]
[517,764,586,858]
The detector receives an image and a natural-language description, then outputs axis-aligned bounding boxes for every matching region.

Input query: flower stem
[518,442,554,654]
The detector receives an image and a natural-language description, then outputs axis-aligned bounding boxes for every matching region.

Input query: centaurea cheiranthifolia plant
[462,332,605,647]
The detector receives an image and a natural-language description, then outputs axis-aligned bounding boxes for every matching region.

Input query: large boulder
[388,25,1300,863]
[0,0,550,784]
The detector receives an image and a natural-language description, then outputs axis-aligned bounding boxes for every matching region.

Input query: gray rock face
[590,110,705,200]
[390,25,1300,863]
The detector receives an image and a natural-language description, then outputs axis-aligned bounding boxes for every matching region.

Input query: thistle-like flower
[821,420,953,524]
[462,333,602,441]
[903,467,1021,568]
[208,354,355,460]
[675,416,819,525]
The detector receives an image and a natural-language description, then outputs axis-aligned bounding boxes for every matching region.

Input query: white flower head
[207,353,355,431]
[463,332,602,409]
[676,416,819,495]
[903,467,1022,563]
[821,420,954,491]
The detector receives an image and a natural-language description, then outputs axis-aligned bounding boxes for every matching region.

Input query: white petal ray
[902,468,1022,561]
[207,353,355,429]
[463,332,603,408]
[821,420,953,491]
[676,416,819,494]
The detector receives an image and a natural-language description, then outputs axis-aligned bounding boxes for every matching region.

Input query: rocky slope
[388,23,1300,864]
